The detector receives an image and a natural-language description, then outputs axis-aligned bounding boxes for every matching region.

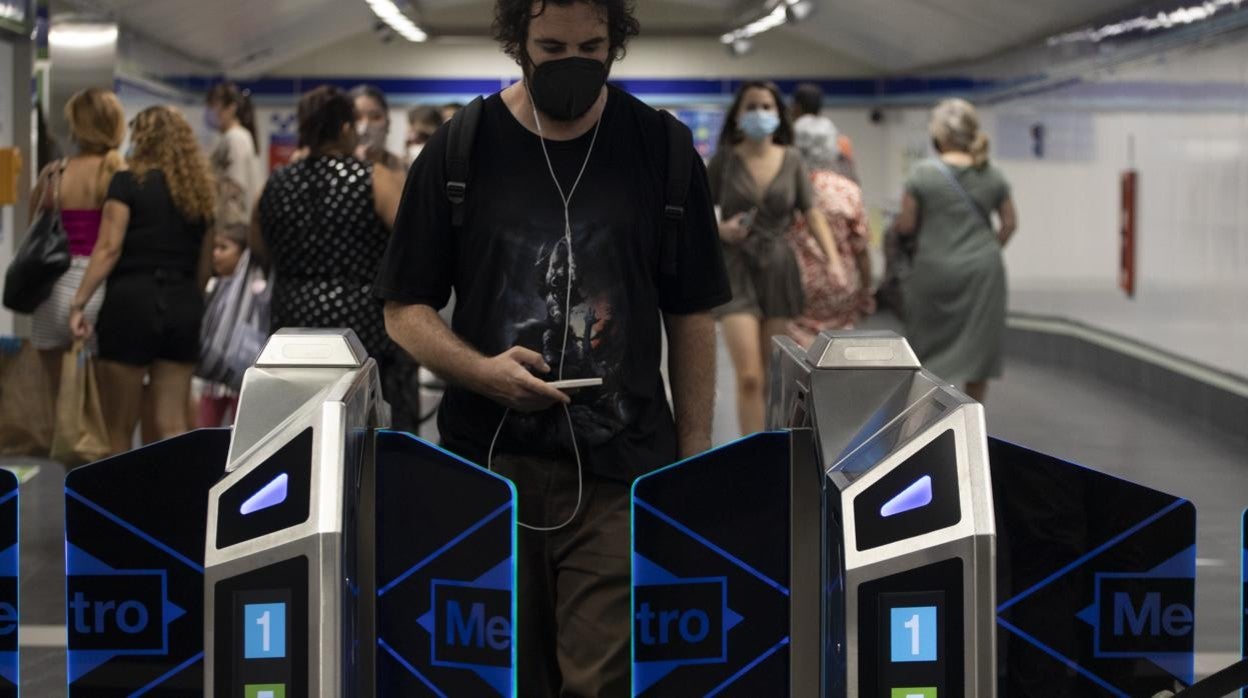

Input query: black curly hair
[493,0,640,65]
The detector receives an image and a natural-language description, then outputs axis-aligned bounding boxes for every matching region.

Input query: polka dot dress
[259,155,392,359]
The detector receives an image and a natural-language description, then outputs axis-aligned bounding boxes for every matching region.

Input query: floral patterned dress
[787,169,871,347]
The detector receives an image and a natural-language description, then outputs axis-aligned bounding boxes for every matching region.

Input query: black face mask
[527,56,608,122]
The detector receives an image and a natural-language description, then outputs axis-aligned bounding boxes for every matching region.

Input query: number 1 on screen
[904,613,920,656]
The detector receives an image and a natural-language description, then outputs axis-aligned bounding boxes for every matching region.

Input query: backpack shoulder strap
[445,96,485,228]
[659,110,694,276]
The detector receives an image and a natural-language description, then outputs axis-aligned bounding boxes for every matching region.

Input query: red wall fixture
[1119,169,1138,298]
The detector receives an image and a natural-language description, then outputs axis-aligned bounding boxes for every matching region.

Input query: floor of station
[6,316,1247,694]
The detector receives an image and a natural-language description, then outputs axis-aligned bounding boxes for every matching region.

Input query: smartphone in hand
[738,207,757,232]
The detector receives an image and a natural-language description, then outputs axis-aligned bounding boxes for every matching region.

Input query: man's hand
[469,347,572,413]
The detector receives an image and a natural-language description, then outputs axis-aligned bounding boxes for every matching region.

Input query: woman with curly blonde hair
[70,106,217,454]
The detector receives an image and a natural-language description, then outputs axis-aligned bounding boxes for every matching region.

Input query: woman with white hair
[790,113,874,346]
[893,98,1018,401]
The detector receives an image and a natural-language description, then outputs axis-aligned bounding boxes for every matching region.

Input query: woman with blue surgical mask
[708,81,848,437]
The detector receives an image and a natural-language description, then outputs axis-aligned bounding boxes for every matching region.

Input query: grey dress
[902,158,1011,383]
[708,146,813,318]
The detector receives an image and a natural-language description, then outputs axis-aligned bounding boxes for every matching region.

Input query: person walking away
[790,107,874,346]
[69,106,217,455]
[28,88,125,397]
[791,82,858,182]
[892,98,1018,402]
[710,80,846,437]
[256,86,410,424]
[376,1,730,693]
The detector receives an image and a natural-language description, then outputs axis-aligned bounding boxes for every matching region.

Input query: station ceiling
[68,0,1151,75]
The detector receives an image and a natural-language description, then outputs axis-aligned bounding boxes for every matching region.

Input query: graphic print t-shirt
[375,86,730,481]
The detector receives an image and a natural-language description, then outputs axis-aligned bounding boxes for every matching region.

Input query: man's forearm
[665,312,717,460]
[384,302,485,390]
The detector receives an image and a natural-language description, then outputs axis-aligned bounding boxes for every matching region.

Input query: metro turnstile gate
[773,331,996,697]
[631,330,996,697]
[201,328,518,698]
[204,329,388,697]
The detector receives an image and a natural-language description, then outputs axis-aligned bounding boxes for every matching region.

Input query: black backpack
[443,95,695,276]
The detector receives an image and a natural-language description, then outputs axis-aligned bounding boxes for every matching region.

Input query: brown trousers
[493,453,631,698]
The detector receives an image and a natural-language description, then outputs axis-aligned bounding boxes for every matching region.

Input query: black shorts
[97,271,203,367]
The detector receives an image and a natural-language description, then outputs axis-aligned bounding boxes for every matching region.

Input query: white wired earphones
[487,85,603,532]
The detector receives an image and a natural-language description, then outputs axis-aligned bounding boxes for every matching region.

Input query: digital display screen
[858,559,963,698]
[890,688,937,698]
[234,590,292,692]
[242,597,288,660]
[880,592,945,696]
[214,557,308,698]
[889,604,939,663]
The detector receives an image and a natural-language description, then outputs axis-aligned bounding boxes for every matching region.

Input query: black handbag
[3,162,71,313]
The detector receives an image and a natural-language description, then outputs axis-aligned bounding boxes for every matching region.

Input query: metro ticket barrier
[201,327,518,697]
[64,327,519,696]
[631,328,1208,698]
[631,330,996,697]
[57,324,1211,696]
[204,329,387,697]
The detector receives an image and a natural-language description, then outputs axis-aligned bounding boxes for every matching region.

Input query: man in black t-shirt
[376,1,729,694]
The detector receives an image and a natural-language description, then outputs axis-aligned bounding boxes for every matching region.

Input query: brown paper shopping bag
[0,338,54,457]
[50,341,110,466]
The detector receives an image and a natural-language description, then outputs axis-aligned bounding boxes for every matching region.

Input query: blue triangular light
[240,473,288,515]
[880,475,933,517]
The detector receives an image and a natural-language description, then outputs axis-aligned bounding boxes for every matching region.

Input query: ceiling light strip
[1048,0,1245,44]
[721,0,812,45]
[365,0,428,43]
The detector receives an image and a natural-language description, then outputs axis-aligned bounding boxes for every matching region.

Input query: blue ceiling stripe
[158,74,1001,100]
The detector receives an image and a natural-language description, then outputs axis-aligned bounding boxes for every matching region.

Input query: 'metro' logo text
[67,571,173,652]
[1094,575,1194,656]
[634,579,727,664]
[431,581,511,668]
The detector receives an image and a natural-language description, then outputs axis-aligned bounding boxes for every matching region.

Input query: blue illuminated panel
[881,476,933,518]
[244,603,286,660]
[240,474,289,516]
[65,429,230,695]
[890,606,938,662]
[0,469,17,696]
